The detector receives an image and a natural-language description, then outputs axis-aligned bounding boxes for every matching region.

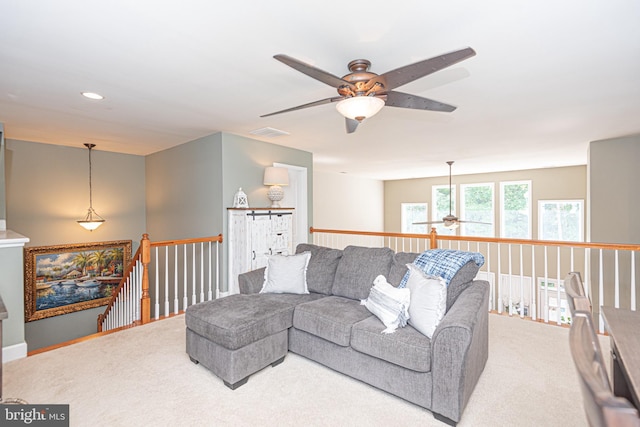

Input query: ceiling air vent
[249,127,290,138]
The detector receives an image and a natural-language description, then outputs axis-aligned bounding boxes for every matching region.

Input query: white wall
[313,171,384,231]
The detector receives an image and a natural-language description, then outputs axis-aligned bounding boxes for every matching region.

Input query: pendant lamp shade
[77,143,105,231]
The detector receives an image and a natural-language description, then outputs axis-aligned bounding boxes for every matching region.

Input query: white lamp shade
[264,167,289,186]
[336,96,385,121]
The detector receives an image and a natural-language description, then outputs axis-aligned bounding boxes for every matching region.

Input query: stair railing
[98,233,223,332]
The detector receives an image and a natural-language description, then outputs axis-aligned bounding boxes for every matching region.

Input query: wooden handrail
[309,227,640,252]
[150,234,223,248]
[98,233,224,331]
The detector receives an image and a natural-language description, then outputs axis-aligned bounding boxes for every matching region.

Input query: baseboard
[3,342,28,363]
[219,291,230,298]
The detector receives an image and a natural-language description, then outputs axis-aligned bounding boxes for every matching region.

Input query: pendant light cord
[85,143,96,211]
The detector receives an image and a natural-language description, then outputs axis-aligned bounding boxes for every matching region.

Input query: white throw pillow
[405,264,447,339]
[260,252,311,294]
[361,275,411,333]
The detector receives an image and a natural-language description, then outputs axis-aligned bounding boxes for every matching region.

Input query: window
[460,183,494,237]
[401,203,428,234]
[500,181,531,238]
[432,185,456,235]
[538,200,584,242]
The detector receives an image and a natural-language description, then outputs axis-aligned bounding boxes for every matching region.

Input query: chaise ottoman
[185,293,322,389]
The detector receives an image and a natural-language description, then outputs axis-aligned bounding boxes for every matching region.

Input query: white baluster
[165,246,169,317]
[200,242,205,302]
[519,245,524,318]
[207,241,212,301]
[556,246,561,325]
[615,250,620,308]
[215,242,220,300]
[631,253,636,311]
[544,246,549,323]
[183,244,188,310]
[174,245,179,314]
[508,244,513,316]
[192,244,196,305]
[154,246,160,320]
[531,245,537,321]
[599,249,604,333]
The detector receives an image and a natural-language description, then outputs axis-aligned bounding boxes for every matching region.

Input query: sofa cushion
[295,244,343,295]
[260,251,311,294]
[388,252,419,287]
[331,246,394,301]
[398,249,483,312]
[351,315,432,373]
[186,293,317,350]
[446,260,481,311]
[293,296,372,347]
[405,264,447,339]
[361,275,410,333]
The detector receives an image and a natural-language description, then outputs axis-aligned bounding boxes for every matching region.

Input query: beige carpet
[4,313,604,426]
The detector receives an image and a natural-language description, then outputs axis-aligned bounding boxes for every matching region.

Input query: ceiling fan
[261,47,476,133]
[414,161,492,230]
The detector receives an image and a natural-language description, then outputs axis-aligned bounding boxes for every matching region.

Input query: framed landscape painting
[24,240,132,322]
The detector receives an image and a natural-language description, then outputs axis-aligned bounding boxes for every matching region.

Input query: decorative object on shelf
[77,143,105,231]
[233,188,249,208]
[263,166,289,208]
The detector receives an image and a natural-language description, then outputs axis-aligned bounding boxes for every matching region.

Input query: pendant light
[77,143,105,231]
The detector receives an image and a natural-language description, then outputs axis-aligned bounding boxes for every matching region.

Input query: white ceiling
[1,1,639,180]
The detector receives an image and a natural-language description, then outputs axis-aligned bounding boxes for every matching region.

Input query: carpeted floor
[3,313,603,426]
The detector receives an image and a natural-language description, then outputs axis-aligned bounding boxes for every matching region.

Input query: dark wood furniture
[569,312,640,426]
[601,306,640,412]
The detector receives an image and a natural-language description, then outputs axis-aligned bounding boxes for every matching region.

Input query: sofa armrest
[430,280,490,424]
[238,267,265,294]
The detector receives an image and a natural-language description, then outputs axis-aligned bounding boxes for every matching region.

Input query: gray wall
[0,245,26,349]
[0,123,5,226]
[146,133,224,240]
[588,134,640,312]
[5,139,146,351]
[146,132,313,293]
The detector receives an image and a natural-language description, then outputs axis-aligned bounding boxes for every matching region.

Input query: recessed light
[81,92,104,100]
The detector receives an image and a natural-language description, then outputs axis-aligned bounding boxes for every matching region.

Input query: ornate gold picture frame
[24,240,132,322]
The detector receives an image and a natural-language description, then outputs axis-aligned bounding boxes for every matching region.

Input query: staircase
[98,233,223,332]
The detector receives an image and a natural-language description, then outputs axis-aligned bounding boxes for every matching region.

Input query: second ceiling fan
[414,161,492,230]
[261,47,476,133]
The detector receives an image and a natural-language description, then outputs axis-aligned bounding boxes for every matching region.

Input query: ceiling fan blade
[261,96,343,117]
[385,91,456,112]
[345,118,359,134]
[457,220,492,225]
[274,54,354,89]
[412,221,445,225]
[370,47,476,91]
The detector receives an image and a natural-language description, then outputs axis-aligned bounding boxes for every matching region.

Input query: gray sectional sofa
[185,243,489,426]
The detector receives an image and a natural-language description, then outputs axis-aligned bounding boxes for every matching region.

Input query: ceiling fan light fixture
[336,96,384,122]
[444,221,460,230]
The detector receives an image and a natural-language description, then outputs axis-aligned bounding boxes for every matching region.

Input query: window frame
[460,182,495,237]
[432,184,456,235]
[401,202,429,234]
[500,180,532,239]
[537,199,584,242]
